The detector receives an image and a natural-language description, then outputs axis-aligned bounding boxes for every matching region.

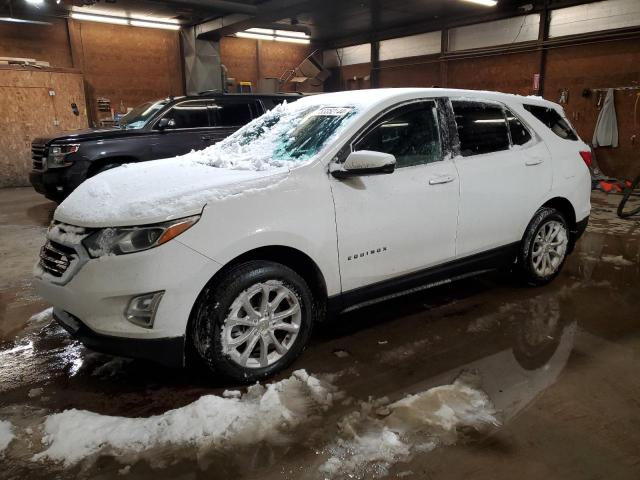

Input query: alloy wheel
[221,280,302,369]
[531,220,568,277]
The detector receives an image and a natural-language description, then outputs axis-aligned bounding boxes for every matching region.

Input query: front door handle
[525,158,544,166]
[428,175,455,185]
[201,135,214,141]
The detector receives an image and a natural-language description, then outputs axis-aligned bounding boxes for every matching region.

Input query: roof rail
[197,89,225,95]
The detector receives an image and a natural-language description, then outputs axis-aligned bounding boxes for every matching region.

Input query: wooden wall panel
[220,36,314,92]
[0,18,73,68]
[77,21,184,125]
[0,70,88,187]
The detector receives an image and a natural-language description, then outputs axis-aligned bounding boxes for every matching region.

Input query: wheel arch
[539,196,579,251]
[188,245,329,330]
[87,156,138,177]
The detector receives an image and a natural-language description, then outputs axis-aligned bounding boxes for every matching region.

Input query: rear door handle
[428,175,455,185]
[201,135,214,141]
[525,158,544,166]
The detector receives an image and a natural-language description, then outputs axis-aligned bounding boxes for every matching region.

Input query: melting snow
[34,370,338,467]
[0,420,14,454]
[601,255,635,267]
[320,371,499,478]
[29,307,53,324]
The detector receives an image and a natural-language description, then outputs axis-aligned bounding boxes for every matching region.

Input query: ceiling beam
[162,0,258,15]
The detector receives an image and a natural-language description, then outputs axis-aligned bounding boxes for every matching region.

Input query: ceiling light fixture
[24,0,45,5]
[71,12,181,30]
[238,28,311,44]
[0,16,51,25]
[461,0,498,6]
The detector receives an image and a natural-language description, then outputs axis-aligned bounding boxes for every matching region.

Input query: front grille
[32,143,47,171]
[39,241,76,277]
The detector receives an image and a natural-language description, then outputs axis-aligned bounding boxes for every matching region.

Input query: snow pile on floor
[35,370,339,467]
[0,420,14,454]
[601,255,635,267]
[320,372,500,478]
[29,307,53,324]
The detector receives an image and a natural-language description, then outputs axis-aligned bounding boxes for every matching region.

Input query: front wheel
[190,261,314,382]
[518,207,569,286]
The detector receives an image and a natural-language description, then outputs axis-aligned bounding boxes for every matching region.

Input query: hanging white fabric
[592,88,618,148]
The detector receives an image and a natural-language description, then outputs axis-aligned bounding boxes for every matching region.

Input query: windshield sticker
[313,107,354,117]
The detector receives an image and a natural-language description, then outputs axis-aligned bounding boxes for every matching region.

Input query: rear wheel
[190,261,314,382]
[518,207,569,286]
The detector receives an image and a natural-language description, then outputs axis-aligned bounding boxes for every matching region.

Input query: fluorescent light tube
[71,12,128,25]
[247,27,275,35]
[0,17,51,25]
[275,29,309,38]
[461,0,498,6]
[130,20,180,30]
[236,31,274,40]
[274,36,310,44]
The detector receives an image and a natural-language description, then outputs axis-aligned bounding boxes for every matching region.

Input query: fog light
[125,291,164,328]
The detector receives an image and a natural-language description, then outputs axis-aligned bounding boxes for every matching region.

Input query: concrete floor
[0,187,639,480]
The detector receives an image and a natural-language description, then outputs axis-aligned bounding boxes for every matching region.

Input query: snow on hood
[55,159,289,227]
[55,95,365,227]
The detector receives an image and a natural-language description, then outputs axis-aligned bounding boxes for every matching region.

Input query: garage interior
[0,0,639,478]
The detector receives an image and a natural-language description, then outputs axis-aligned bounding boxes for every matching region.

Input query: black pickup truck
[30,92,301,202]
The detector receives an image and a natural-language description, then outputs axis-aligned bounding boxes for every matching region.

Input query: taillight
[579,151,593,167]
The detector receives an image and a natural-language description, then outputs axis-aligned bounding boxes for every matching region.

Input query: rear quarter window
[523,104,578,141]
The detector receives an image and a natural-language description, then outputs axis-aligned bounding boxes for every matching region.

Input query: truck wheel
[518,207,569,286]
[191,261,314,382]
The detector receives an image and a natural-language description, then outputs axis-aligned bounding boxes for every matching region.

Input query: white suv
[34,88,591,381]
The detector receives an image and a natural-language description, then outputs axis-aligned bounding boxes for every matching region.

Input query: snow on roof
[292,88,559,109]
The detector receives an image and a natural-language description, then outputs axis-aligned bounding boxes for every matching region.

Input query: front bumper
[54,308,185,367]
[35,233,222,365]
[29,161,88,202]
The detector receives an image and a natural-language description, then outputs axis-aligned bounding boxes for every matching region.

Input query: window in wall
[506,109,532,146]
[355,102,442,168]
[162,100,210,129]
[523,104,578,140]
[452,101,510,156]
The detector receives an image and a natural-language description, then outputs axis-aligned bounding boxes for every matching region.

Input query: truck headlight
[82,215,199,257]
[48,144,80,168]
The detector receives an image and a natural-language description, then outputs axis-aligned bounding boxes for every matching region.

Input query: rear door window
[452,101,510,157]
[160,100,210,129]
[506,109,532,146]
[523,104,577,140]
[355,101,442,168]
[211,99,257,127]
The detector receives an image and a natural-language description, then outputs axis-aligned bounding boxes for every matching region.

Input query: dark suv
[29,92,301,202]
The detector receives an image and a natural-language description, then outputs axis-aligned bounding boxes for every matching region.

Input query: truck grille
[32,143,47,171]
[39,241,76,277]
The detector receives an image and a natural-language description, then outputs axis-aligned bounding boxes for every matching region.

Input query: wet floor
[0,188,639,480]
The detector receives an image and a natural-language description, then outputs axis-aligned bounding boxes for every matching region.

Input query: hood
[34,127,143,145]
[54,158,290,227]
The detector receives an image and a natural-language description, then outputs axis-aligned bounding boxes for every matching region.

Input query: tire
[617,175,640,219]
[190,260,314,382]
[518,207,570,286]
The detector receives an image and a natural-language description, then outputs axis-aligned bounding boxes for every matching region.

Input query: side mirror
[156,118,175,131]
[331,150,396,179]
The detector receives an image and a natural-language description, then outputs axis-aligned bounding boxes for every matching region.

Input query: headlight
[82,215,200,257]
[48,144,80,168]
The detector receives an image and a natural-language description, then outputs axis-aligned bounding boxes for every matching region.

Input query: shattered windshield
[119,100,168,130]
[193,102,360,170]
